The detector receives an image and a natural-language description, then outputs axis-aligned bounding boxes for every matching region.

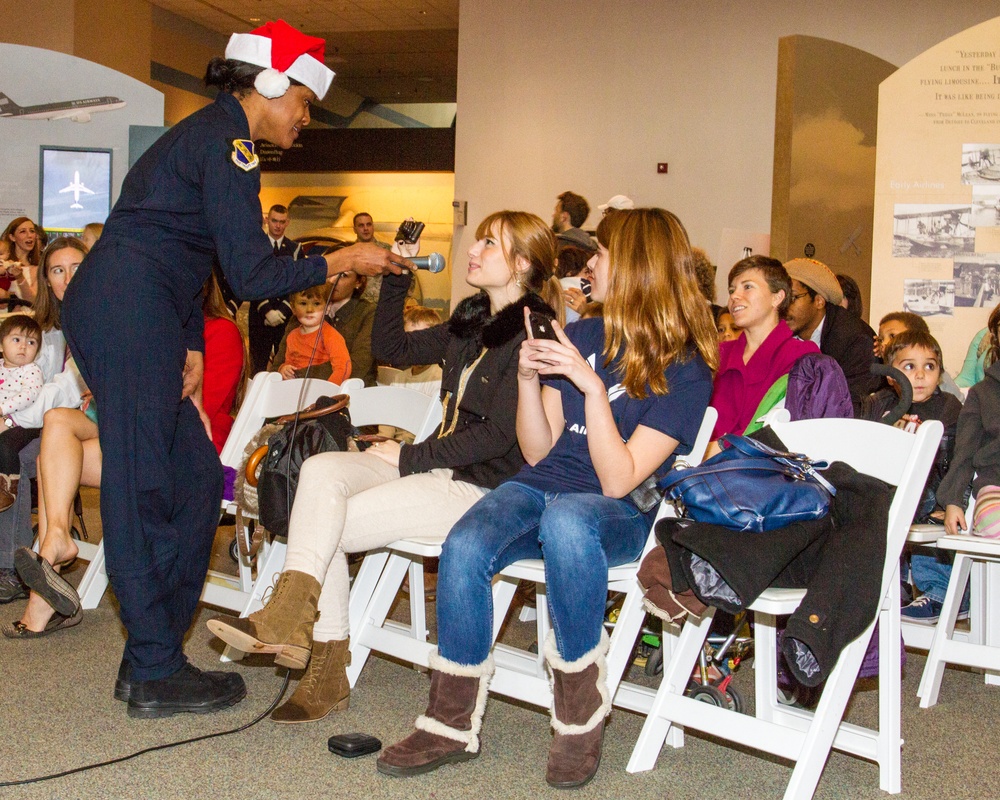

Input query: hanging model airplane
[0,92,126,123]
[59,171,95,209]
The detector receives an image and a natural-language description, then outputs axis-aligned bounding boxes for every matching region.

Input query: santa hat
[225,19,335,101]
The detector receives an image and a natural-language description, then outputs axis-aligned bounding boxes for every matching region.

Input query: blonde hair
[403,305,442,329]
[598,208,718,397]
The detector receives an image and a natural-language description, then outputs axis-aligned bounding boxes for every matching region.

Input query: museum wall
[871,17,1000,373]
[452,0,997,304]
[4,0,151,83]
[770,36,896,308]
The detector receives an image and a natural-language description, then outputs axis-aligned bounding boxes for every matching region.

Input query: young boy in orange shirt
[271,285,351,384]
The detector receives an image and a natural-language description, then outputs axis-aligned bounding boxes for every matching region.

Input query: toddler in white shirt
[0,313,44,510]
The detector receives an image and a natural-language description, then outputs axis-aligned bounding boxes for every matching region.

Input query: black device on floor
[328,732,382,758]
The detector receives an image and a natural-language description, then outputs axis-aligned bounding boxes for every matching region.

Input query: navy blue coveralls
[62,92,327,682]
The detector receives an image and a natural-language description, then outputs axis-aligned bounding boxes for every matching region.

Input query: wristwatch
[3,416,15,429]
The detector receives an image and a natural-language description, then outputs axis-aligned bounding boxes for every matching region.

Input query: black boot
[126,662,246,719]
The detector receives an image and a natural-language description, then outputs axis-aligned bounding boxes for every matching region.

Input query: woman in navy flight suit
[61,21,406,718]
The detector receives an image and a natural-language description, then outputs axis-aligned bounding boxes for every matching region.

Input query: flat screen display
[39,146,112,234]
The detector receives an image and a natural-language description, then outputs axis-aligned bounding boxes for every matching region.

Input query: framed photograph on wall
[39,146,112,235]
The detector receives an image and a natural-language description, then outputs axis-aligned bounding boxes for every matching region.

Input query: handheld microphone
[397,253,446,273]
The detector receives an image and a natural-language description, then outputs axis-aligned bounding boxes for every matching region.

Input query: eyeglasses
[789,291,811,303]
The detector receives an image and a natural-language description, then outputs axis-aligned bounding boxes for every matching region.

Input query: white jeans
[281,451,488,641]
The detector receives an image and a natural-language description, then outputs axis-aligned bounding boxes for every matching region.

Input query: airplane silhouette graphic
[59,171,95,209]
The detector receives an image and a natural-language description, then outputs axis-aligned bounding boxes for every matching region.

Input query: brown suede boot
[545,630,611,789]
[270,637,351,723]
[0,476,17,513]
[206,570,321,669]
[376,651,493,777]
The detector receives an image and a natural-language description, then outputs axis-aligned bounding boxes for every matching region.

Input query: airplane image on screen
[59,171,95,209]
[0,92,126,123]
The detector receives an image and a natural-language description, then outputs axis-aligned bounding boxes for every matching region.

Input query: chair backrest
[219,372,342,470]
[686,406,717,469]
[647,406,718,535]
[377,366,405,386]
[344,383,443,444]
[769,416,943,599]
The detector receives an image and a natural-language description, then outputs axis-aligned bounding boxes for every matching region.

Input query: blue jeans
[911,552,969,609]
[436,481,649,665]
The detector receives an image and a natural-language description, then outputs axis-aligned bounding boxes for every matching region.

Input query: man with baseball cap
[598,194,635,214]
[784,258,879,411]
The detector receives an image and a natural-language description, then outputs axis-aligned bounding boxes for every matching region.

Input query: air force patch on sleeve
[231,139,259,172]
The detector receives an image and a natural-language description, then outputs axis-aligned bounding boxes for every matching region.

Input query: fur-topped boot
[545,630,611,789]
[206,570,321,669]
[0,475,19,513]
[270,637,351,723]
[376,651,493,777]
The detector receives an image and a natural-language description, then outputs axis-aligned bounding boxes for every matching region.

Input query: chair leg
[877,597,902,794]
[986,561,1000,687]
[491,577,518,642]
[754,610,780,722]
[243,539,287,617]
[918,552,973,708]
[77,540,109,610]
[408,559,428,642]
[783,637,870,800]
[346,553,411,687]
[626,610,714,774]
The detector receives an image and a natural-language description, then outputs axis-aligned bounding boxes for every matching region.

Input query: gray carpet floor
[2,490,1000,799]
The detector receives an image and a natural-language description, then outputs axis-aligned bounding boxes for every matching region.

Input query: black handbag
[658,434,836,532]
[251,395,356,540]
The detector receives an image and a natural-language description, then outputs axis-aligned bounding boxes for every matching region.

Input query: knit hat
[225,19,335,100]
[598,194,635,212]
[784,258,844,306]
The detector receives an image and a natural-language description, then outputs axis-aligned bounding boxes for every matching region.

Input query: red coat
[203,315,243,454]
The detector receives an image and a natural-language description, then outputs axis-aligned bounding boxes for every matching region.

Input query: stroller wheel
[645,645,664,677]
[723,684,746,714]
[229,536,240,563]
[687,683,729,708]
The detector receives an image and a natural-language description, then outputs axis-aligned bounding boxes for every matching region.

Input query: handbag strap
[720,433,836,496]
[274,393,350,425]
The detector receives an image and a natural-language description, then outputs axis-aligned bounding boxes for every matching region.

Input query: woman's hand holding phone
[520,308,602,396]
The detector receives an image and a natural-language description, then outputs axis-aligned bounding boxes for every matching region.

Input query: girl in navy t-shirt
[379,208,718,787]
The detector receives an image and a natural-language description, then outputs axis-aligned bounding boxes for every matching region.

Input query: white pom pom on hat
[254,68,290,99]
[225,19,335,100]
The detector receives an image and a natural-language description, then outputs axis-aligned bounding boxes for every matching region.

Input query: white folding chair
[486,407,717,713]
[223,384,442,663]
[917,526,1000,708]
[78,372,358,612]
[627,417,943,799]
[901,493,981,652]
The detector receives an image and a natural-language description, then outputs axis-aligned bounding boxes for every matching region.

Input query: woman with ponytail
[209,211,558,725]
[59,20,409,721]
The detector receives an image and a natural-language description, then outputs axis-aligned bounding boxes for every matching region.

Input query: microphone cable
[1,267,349,788]
[0,670,291,788]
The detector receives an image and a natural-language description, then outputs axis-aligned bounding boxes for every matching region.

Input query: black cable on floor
[0,670,290,788]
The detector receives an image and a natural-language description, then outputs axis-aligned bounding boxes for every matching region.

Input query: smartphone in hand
[527,312,559,341]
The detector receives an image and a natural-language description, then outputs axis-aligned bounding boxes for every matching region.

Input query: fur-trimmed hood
[447,291,555,349]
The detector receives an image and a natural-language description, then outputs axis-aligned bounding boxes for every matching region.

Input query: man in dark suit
[250,204,302,374]
[784,258,880,413]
